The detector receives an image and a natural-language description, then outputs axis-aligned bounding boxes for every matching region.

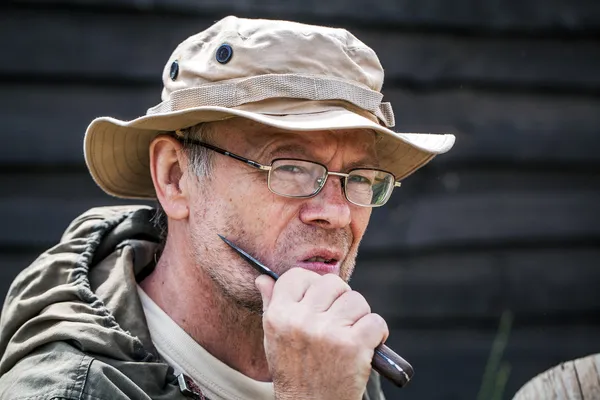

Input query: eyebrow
[267,143,380,170]
[268,144,311,159]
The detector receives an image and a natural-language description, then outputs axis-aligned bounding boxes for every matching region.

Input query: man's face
[185,119,378,312]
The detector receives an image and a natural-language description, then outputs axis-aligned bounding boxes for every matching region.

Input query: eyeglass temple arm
[180,138,271,171]
[181,137,401,183]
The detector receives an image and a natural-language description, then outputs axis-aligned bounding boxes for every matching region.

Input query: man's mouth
[299,250,343,275]
[304,256,337,264]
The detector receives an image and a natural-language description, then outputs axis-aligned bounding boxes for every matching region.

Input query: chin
[208,265,264,313]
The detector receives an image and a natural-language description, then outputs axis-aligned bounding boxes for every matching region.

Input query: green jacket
[0,206,385,400]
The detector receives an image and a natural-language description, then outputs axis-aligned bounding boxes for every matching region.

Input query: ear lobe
[149,135,189,221]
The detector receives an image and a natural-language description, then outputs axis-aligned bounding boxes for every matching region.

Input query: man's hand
[255,268,389,400]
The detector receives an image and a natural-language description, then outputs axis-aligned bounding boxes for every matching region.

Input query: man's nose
[298,177,351,229]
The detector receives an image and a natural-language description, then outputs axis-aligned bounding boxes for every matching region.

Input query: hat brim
[84,105,455,199]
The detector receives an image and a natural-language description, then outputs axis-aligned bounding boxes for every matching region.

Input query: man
[0,16,454,400]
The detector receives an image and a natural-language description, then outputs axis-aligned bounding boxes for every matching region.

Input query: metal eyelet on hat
[170,60,179,80]
[216,44,233,64]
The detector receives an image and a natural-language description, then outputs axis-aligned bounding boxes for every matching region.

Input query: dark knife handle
[372,343,414,387]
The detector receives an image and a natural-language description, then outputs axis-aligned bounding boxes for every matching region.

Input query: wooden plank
[2,224,599,321]
[2,169,599,325]
[363,32,600,91]
[1,168,599,321]
[2,244,599,323]
[2,250,599,399]
[1,9,600,89]
[2,170,107,199]
[406,169,600,196]
[1,170,599,249]
[0,195,151,248]
[0,84,156,164]
[2,253,599,399]
[384,89,600,166]
[0,168,599,248]
[8,167,597,199]
[363,191,600,250]
[352,247,600,321]
[2,84,600,165]
[0,244,598,400]
[0,245,598,400]
[0,9,181,83]
[7,0,600,32]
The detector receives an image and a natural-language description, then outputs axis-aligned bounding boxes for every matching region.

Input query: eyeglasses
[183,139,401,207]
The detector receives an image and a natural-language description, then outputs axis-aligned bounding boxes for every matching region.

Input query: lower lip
[299,261,340,275]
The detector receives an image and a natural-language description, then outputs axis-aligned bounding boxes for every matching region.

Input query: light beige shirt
[137,286,275,400]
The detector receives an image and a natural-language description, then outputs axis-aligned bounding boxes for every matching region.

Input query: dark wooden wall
[1,1,599,399]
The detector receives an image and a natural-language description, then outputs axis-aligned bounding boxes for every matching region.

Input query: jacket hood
[0,205,162,374]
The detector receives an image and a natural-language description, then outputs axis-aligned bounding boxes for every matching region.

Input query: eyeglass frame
[179,138,402,207]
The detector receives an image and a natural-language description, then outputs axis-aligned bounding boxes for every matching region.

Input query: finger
[255,275,276,312]
[351,313,389,350]
[326,290,371,325]
[301,274,351,312]
[270,267,320,304]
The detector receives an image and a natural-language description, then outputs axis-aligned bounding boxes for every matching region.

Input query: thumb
[255,275,275,312]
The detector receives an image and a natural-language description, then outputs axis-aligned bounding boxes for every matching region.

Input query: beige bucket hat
[84,16,455,199]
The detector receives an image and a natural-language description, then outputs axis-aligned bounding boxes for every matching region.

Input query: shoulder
[0,343,94,400]
[0,342,184,400]
[59,205,153,243]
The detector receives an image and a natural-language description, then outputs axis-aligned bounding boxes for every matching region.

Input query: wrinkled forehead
[212,118,379,165]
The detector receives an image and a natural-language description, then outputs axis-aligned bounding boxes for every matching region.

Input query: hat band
[146,73,395,127]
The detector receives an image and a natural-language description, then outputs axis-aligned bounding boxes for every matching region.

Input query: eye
[348,174,373,185]
[276,164,306,174]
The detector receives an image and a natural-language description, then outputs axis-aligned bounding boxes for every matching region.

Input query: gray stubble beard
[195,225,358,319]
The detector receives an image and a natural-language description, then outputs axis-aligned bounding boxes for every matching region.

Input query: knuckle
[311,324,345,345]
[335,290,370,315]
[321,272,348,286]
[354,312,387,335]
[281,266,316,283]
[263,303,294,328]
[277,306,313,332]
[370,313,388,334]
[348,290,370,312]
[262,308,281,331]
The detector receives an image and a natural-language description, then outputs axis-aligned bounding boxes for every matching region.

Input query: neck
[140,234,271,381]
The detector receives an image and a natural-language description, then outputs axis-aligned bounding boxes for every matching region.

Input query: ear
[149,134,189,221]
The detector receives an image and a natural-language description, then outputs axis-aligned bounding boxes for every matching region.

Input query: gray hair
[152,122,217,241]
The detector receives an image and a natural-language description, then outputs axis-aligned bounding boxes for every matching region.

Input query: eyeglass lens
[268,159,394,206]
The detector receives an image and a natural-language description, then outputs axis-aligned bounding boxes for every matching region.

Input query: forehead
[212,118,378,164]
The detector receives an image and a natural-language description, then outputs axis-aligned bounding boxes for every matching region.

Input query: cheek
[223,176,300,237]
[350,208,372,243]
